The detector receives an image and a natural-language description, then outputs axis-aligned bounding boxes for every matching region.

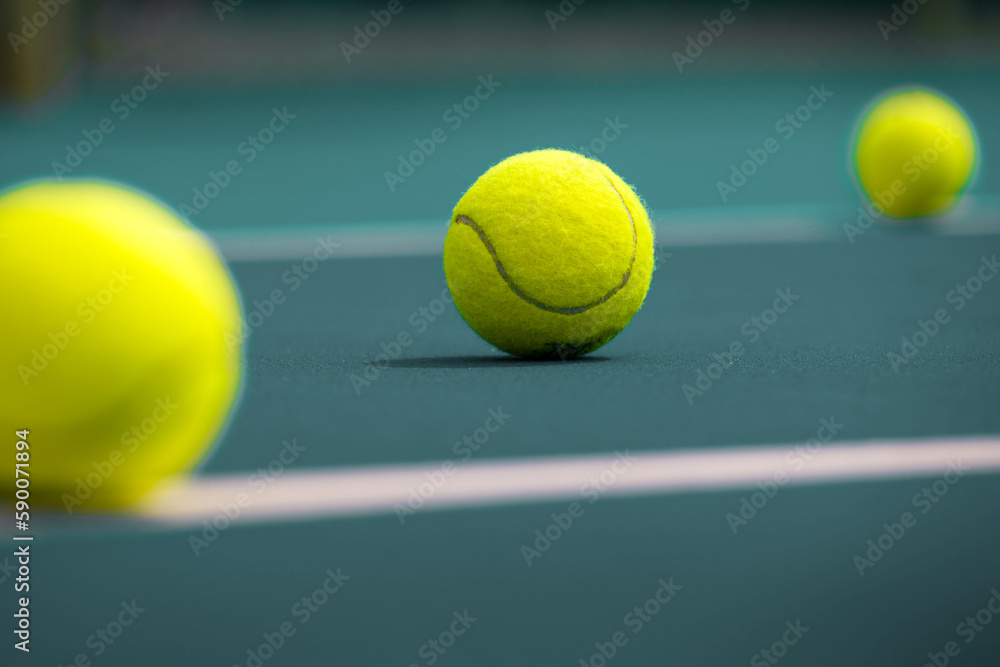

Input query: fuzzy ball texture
[0,181,243,508]
[852,87,977,219]
[444,149,654,359]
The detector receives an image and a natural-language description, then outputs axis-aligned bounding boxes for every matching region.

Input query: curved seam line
[454,175,637,315]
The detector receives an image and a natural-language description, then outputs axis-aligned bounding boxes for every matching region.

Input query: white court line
[209,212,839,262]
[211,222,447,262]
[209,198,1000,262]
[138,436,1000,527]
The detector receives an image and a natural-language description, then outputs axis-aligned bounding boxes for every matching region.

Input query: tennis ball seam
[454,175,637,316]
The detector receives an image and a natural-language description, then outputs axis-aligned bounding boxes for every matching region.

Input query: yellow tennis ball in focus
[0,180,243,509]
[444,149,654,359]
[852,87,978,219]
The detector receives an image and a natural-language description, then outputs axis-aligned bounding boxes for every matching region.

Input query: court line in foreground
[137,436,1000,527]
[209,197,1000,262]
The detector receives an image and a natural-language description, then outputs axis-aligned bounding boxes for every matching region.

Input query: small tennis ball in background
[0,180,243,509]
[851,87,978,219]
[444,149,654,359]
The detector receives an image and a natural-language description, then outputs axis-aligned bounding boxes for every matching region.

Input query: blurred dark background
[3,0,999,91]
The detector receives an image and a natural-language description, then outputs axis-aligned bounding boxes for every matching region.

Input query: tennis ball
[0,180,243,509]
[444,149,654,359]
[851,87,978,219]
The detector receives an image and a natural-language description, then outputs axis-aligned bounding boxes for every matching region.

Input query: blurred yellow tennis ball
[852,87,977,219]
[444,149,654,359]
[0,180,243,509]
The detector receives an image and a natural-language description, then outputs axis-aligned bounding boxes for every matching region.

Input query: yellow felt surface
[852,88,977,219]
[0,181,243,508]
[444,149,654,359]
